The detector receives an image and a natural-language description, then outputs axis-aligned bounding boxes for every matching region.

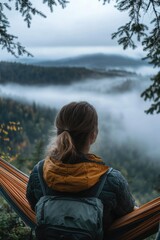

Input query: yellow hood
[43,154,109,192]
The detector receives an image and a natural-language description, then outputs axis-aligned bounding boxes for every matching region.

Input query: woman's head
[47,101,98,162]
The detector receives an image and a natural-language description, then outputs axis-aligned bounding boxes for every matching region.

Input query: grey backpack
[35,161,112,240]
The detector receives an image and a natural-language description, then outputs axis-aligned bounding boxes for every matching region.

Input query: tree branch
[0,0,69,57]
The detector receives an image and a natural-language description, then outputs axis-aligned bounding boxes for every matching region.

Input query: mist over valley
[0,56,159,164]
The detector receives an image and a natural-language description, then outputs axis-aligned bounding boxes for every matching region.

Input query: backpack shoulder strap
[95,167,113,197]
[36,160,46,196]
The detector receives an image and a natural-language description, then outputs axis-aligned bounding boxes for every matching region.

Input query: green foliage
[141,71,160,114]
[0,199,35,240]
[28,139,45,169]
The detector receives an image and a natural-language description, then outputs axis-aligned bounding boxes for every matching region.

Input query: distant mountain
[33,53,148,70]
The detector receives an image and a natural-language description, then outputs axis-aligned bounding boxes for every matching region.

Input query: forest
[0,97,57,240]
[0,96,159,239]
[0,97,56,169]
[0,61,134,85]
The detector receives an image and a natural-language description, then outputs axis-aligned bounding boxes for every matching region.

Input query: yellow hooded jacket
[43,154,109,193]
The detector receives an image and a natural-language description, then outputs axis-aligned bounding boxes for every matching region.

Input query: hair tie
[57,129,71,135]
[63,129,70,133]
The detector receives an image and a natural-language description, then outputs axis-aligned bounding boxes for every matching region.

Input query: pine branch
[43,0,69,11]
[0,0,69,57]
[141,72,160,114]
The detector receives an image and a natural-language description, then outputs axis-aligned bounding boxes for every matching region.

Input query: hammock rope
[0,158,159,240]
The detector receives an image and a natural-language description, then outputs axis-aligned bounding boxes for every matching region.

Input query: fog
[0,74,159,161]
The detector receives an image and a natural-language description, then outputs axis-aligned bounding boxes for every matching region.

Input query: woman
[26,101,135,238]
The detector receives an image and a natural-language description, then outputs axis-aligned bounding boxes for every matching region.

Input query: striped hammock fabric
[0,157,159,240]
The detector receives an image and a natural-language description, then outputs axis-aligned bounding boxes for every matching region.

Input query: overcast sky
[1,0,147,60]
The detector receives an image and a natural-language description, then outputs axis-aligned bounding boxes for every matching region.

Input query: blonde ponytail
[54,131,76,162]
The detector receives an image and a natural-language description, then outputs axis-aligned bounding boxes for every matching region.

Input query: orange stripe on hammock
[0,158,159,240]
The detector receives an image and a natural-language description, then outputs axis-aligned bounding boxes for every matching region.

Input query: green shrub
[0,199,35,240]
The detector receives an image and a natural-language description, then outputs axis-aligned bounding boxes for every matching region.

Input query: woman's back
[26,101,135,239]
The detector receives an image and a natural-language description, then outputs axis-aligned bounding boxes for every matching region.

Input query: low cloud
[0,74,159,160]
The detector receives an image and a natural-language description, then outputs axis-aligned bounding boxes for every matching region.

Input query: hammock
[0,158,159,240]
